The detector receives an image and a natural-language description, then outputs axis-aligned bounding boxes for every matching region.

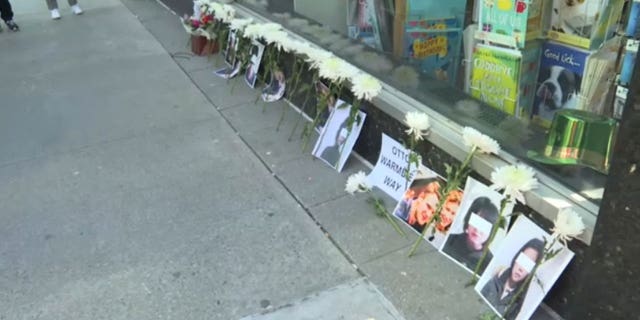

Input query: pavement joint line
[173,45,370,280]
[0,116,221,171]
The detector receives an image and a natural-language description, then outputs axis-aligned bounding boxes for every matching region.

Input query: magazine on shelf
[475,0,545,49]
[548,0,624,50]
[404,17,463,84]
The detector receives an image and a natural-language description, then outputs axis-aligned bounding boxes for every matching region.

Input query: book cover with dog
[532,41,589,127]
[476,0,545,49]
[404,17,462,84]
[548,0,624,50]
[470,45,521,115]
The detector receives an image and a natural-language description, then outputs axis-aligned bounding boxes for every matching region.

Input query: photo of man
[244,41,265,88]
[314,80,344,131]
[311,102,366,172]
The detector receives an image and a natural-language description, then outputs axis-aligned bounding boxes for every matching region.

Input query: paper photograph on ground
[214,61,241,79]
[440,177,514,275]
[475,215,574,320]
[244,40,265,88]
[260,69,286,102]
[311,105,366,172]
[224,30,239,66]
[366,133,419,202]
[314,80,347,132]
[392,170,463,249]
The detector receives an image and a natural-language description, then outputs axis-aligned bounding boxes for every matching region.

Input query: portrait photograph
[244,40,265,89]
[260,69,286,102]
[392,170,463,249]
[214,61,241,79]
[475,215,574,320]
[440,177,514,275]
[311,104,366,172]
[224,30,239,66]
[314,80,347,132]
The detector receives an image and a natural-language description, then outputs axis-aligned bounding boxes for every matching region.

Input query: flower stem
[469,196,511,286]
[276,59,303,132]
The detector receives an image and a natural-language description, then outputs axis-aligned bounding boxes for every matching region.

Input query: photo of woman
[475,215,575,320]
[393,175,463,248]
[244,41,265,88]
[260,69,286,102]
[480,238,544,320]
[440,177,514,275]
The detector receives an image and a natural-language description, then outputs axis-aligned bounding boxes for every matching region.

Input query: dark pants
[0,0,13,22]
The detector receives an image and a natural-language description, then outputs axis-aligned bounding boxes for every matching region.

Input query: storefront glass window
[237,0,635,206]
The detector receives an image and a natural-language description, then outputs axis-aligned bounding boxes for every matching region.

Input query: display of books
[475,0,545,49]
[532,40,620,127]
[404,17,463,84]
[470,44,522,115]
[548,0,624,50]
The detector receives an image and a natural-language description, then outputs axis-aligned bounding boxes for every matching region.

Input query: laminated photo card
[475,215,574,320]
[244,40,266,89]
[311,104,366,172]
[440,177,514,276]
[392,168,464,249]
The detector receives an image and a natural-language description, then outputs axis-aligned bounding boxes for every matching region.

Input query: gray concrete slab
[0,0,360,319]
[197,75,263,110]
[240,278,406,320]
[220,99,304,134]
[272,153,369,208]
[360,247,491,320]
[308,191,415,264]
[241,125,309,169]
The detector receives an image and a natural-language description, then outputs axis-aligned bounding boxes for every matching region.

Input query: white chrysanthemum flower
[287,40,312,56]
[391,65,419,89]
[551,208,585,244]
[205,2,222,15]
[318,57,358,82]
[404,112,430,141]
[229,18,253,31]
[261,22,284,32]
[351,73,382,101]
[262,30,290,50]
[218,4,235,23]
[462,127,500,155]
[490,164,538,204]
[302,47,332,69]
[345,171,371,194]
[242,23,262,39]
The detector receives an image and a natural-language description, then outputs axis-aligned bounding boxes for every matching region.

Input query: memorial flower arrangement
[469,164,539,284]
[345,171,405,236]
[408,126,500,257]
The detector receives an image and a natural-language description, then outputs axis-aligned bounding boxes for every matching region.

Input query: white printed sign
[367,134,419,201]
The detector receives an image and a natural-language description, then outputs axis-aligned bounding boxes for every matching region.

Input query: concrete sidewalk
[0,0,510,319]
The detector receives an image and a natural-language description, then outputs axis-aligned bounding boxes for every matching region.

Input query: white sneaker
[71,5,83,15]
[51,9,61,20]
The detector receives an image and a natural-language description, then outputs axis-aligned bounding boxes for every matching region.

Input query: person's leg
[47,0,62,19]
[0,0,14,22]
[68,0,82,15]
[0,0,18,31]
[46,0,58,10]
